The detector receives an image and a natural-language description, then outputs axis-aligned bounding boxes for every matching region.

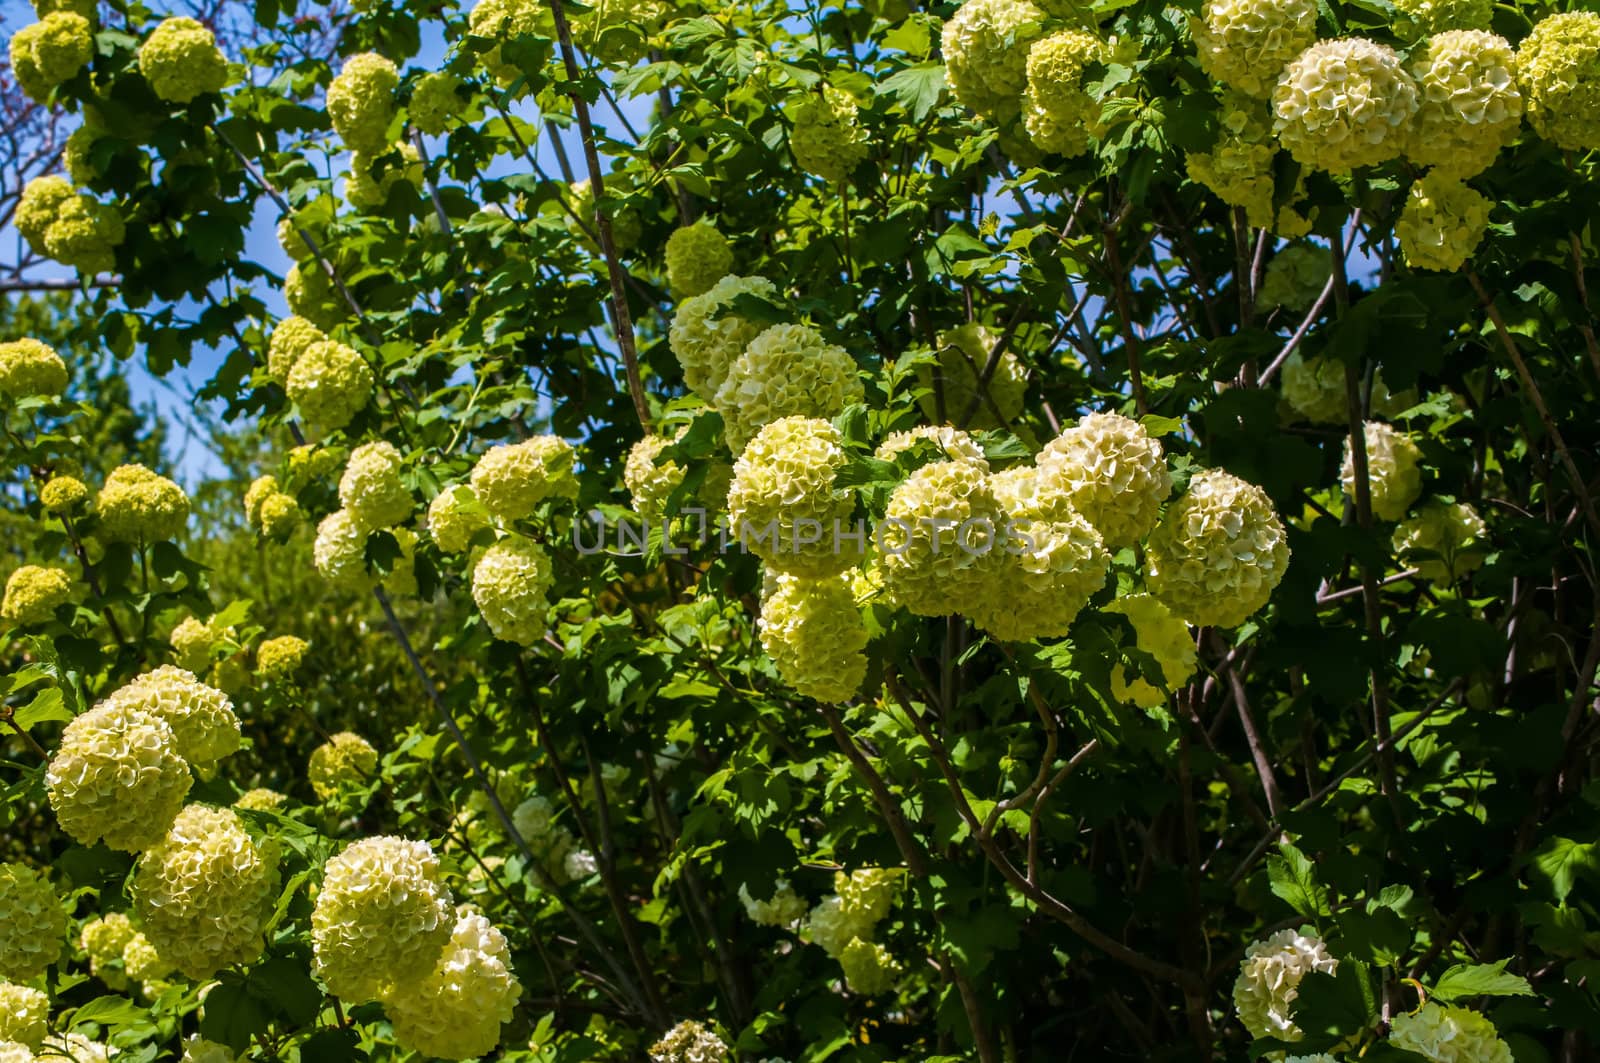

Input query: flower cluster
[137,17,227,103]
[1145,469,1291,628]
[510,795,586,882]
[0,339,68,400]
[96,464,189,543]
[311,836,455,1002]
[1517,13,1600,152]
[1342,421,1423,520]
[168,616,216,674]
[382,907,524,1059]
[339,441,412,529]
[989,465,1075,522]
[101,666,240,772]
[1396,174,1491,272]
[739,880,807,927]
[726,417,855,578]
[2,566,71,626]
[575,0,668,62]
[79,912,135,990]
[665,221,735,298]
[468,0,550,85]
[285,264,346,329]
[470,436,578,520]
[244,475,301,540]
[8,12,92,103]
[649,1020,729,1063]
[1232,929,1337,1042]
[0,983,48,1048]
[0,864,65,980]
[327,53,399,153]
[1389,1002,1513,1063]
[1103,593,1197,707]
[1259,244,1329,315]
[838,937,903,996]
[235,788,288,811]
[426,484,491,553]
[942,0,1045,120]
[916,323,1028,429]
[265,316,325,385]
[624,434,686,519]
[1192,0,1316,97]
[1272,38,1418,173]
[1022,31,1104,157]
[15,177,124,275]
[1394,500,1486,585]
[669,274,779,403]
[1185,94,1282,231]
[1406,31,1522,178]
[1279,354,1410,423]
[408,72,462,136]
[40,475,86,513]
[715,323,864,453]
[1035,412,1170,547]
[471,537,555,645]
[131,805,280,979]
[346,145,422,212]
[308,732,378,802]
[313,512,415,593]
[790,87,868,183]
[879,459,1003,616]
[876,424,989,468]
[46,703,192,851]
[971,512,1110,641]
[286,339,373,432]
[1392,0,1491,36]
[758,571,869,702]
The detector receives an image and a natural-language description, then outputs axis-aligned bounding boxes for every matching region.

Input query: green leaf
[13,687,71,730]
[1529,836,1600,902]
[197,982,269,1054]
[1268,842,1331,918]
[880,62,946,121]
[70,996,151,1028]
[1430,961,1534,1003]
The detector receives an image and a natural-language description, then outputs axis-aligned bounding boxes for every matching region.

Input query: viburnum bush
[2,0,1600,1058]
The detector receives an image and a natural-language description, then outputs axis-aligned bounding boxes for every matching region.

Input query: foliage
[1,0,1599,1059]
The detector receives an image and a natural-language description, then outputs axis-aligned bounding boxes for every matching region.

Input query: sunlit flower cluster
[471,537,555,645]
[1273,38,1419,173]
[665,221,735,299]
[0,339,68,400]
[790,87,869,183]
[1232,929,1337,1042]
[1022,31,1104,157]
[1192,0,1316,97]
[1342,421,1424,520]
[382,907,523,1059]
[137,17,227,103]
[339,441,412,529]
[1104,593,1197,707]
[1396,174,1491,272]
[427,484,491,553]
[669,274,779,403]
[471,436,578,520]
[468,0,551,85]
[758,571,869,702]
[972,512,1109,641]
[1035,413,1170,547]
[102,666,240,772]
[942,0,1045,120]
[285,263,346,330]
[726,417,855,578]
[131,804,280,979]
[9,11,92,103]
[1406,31,1522,178]
[408,72,462,136]
[1145,469,1290,628]
[311,836,455,1002]
[878,459,1003,616]
[15,177,124,276]
[739,880,807,927]
[286,339,374,432]
[308,732,378,802]
[2,565,71,626]
[327,52,399,153]
[1390,1001,1513,1063]
[649,1020,728,1063]
[0,864,64,981]
[96,464,189,543]
[715,323,864,453]
[1517,12,1600,152]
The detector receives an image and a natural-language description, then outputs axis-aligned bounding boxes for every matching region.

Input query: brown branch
[541,0,652,431]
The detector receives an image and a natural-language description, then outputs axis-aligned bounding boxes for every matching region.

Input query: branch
[541,0,652,431]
